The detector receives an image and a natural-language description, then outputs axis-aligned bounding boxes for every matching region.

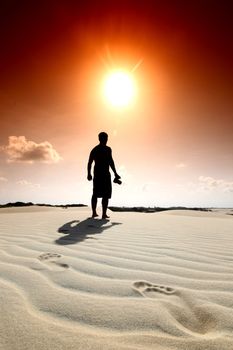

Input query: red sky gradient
[0,1,232,207]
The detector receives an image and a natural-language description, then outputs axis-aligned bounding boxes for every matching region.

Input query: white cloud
[1,136,62,163]
[198,176,233,192]
[176,162,187,168]
[17,180,41,188]
[0,177,8,182]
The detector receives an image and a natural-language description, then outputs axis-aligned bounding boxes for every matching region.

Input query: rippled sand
[1,206,233,350]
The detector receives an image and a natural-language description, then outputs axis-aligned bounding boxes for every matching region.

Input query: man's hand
[113,173,122,185]
[87,174,92,181]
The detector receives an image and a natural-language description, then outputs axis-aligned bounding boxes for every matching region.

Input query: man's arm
[87,151,94,181]
[109,149,120,179]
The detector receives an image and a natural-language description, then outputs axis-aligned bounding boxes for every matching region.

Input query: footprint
[38,252,69,270]
[133,280,175,296]
[132,280,216,335]
[38,252,62,260]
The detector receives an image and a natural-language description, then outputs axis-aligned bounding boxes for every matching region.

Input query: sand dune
[1,207,233,349]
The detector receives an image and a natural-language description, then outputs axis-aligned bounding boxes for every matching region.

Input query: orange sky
[0,1,232,207]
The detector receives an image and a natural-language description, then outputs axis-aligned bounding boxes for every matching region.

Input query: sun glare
[103,70,136,108]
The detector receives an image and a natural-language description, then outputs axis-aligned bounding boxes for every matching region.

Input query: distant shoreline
[0,202,88,209]
[109,206,213,213]
[0,202,232,213]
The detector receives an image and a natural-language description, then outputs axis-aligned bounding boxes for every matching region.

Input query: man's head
[98,132,108,145]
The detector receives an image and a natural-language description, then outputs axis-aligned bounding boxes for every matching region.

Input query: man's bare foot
[102,215,110,219]
[92,212,98,218]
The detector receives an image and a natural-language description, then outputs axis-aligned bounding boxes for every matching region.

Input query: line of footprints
[38,253,175,297]
[37,253,175,297]
[37,253,215,335]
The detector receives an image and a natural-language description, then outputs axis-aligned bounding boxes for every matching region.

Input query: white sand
[0,206,233,350]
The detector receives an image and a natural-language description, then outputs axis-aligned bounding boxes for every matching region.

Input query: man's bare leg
[102,197,109,219]
[91,195,98,217]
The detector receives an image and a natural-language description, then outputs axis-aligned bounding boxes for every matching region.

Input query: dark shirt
[90,144,112,176]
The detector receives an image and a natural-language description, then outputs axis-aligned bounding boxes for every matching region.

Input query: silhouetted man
[87,132,121,219]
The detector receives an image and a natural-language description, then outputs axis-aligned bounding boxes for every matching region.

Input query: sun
[103,70,136,108]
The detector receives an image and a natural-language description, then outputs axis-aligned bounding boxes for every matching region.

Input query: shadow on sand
[55,218,122,245]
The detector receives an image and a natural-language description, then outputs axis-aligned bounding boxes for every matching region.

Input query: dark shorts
[93,172,112,198]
